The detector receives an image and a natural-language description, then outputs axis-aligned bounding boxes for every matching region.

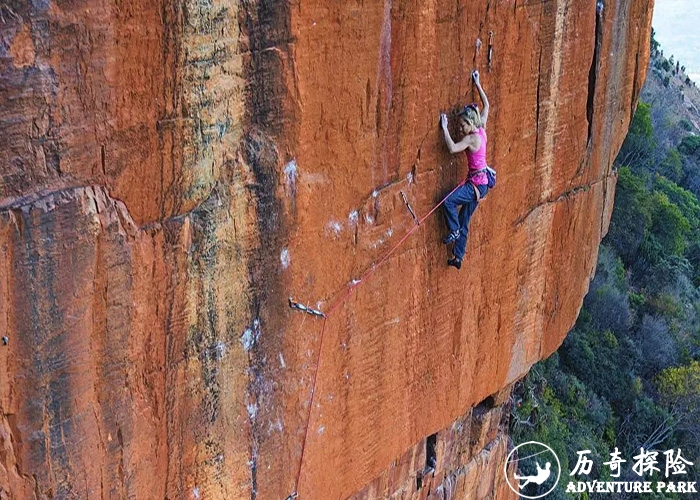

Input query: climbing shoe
[443,230,460,244]
[447,257,462,270]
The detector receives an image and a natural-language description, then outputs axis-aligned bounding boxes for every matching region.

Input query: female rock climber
[439,70,490,270]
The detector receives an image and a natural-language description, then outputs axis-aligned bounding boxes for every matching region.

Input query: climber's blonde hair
[458,104,483,129]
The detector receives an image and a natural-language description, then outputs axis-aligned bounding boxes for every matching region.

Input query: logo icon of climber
[504,441,561,499]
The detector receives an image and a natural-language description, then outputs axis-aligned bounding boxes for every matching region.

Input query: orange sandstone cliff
[0,0,653,499]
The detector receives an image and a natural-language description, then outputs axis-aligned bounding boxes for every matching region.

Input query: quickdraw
[288,297,326,318]
[400,191,420,225]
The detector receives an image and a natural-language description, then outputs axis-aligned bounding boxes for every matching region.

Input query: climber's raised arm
[473,70,489,127]
[440,113,479,154]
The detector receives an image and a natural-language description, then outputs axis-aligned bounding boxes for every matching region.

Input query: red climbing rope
[292,317,327,499]
[290,179,467,498]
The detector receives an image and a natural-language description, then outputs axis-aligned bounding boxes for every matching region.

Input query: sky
[652,0,700,82]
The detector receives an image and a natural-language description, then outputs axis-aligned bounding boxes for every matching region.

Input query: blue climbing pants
[443,182,488,260]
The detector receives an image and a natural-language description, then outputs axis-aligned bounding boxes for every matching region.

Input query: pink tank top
[466,128,488,186]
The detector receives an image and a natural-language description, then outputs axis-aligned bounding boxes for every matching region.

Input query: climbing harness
[488,31,494,72]
[471,182,482,203]
[288,297,326,318]
[469,166,497,190]
[467,167,494,202]
[286,180,466,500]
[469,167,487,179]
[400,191,420,225]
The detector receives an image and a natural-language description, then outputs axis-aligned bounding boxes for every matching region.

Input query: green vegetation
[678,136,700,157]
[651,28,660,57]
[679,119,693,132]
[511,97,700,498]
[659,149,683,182]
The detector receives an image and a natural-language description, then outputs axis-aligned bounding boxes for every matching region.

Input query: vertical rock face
[0,1,652,499]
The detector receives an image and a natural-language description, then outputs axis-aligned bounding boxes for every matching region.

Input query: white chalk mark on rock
[283,160,297,197]
[325,220,343,239]
[241,329,255,351]
[247,403,258,420]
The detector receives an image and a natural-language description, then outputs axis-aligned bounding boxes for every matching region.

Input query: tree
[684,241,700,285]
[628,101,654,138]
[617,102,656,169]
[654,176,700,231]
[635,315,677,376]
[584,285,631,336]
[656,362,700,450]
[679,136,700,157]
[651,28,660,56]
[648,191,690,257]
[658,149,683,182]
[605,167,651,263]
[679,119,693,132]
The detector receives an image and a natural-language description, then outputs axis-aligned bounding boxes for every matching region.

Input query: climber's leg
[452,204,475,261]
[452,184,488,261]
[443,183,474,243]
